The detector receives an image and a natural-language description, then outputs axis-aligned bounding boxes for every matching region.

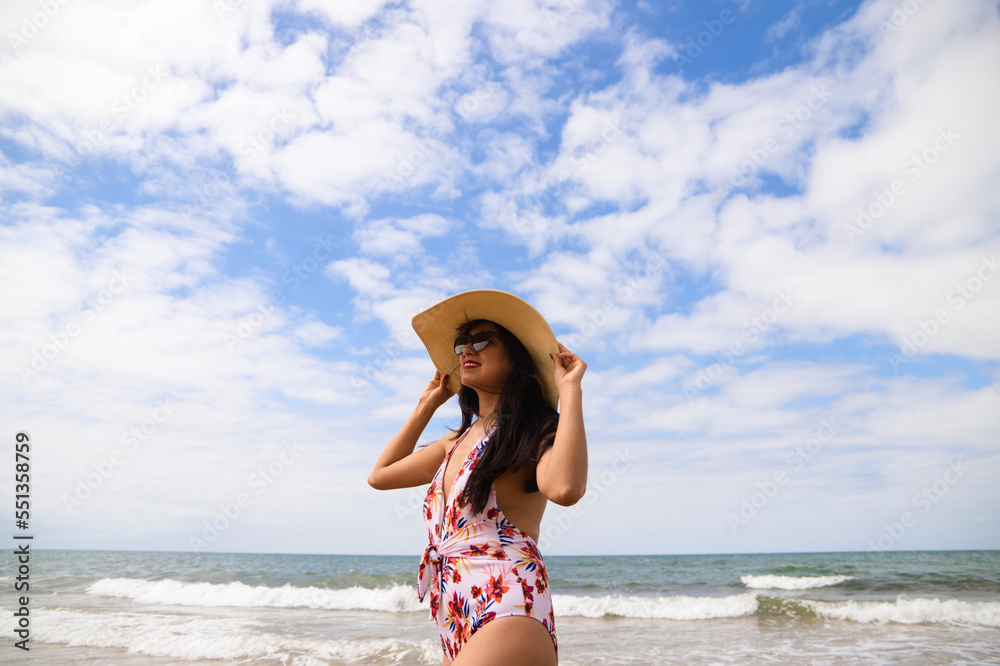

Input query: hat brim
[412,289,560,410]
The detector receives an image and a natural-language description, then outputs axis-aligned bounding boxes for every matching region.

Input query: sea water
[3,549,999,664]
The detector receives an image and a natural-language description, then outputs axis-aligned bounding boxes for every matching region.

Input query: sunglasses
[453,330,499,355]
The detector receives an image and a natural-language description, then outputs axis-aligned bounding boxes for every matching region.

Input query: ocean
[4,549,999,664]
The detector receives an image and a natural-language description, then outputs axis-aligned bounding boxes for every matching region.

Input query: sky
[1,0,998,557]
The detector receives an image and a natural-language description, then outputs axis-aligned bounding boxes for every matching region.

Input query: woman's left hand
[552,342,586,394]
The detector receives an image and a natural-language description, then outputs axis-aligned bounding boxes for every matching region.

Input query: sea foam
[741,574,854,590]
[34,608,440,662]
[87,578,426,612]
[804,598,1000,627]
[553,592,759,620]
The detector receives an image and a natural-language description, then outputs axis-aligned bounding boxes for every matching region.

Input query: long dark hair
[452,319,558,514]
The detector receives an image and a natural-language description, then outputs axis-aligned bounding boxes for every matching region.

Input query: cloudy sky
[1,0,997,557]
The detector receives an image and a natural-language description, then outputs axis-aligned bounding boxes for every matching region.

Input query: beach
[8,549,1000,664]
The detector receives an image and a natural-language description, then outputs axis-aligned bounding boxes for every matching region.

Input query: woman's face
[457,322,514,392]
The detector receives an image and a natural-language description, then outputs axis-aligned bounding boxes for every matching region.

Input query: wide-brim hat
[411,289,560,410]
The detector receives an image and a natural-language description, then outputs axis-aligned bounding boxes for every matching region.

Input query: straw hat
[411,289,560,410]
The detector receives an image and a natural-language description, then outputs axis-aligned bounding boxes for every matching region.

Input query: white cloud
[482,0,614,64]
[353,213,450,257]
[454,82,510,123]
[294,0,389,28]
[327,256,394,298]
[1,0,996,557]
[509,0,1000,362]
[767,6,804,42]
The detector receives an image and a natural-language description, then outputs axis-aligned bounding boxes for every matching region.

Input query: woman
[368,289,588,665]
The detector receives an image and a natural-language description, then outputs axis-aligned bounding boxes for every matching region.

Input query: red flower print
[443,637,458,660]
[487,575,509,602]
[447,592,467,626]
[420,427,557,657]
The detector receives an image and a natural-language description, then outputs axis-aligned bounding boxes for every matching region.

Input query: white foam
[87,578,427,613]
[34,608,440,662]
[741,574,854,590]
[805,598,1000,627]
[553,592,758,620]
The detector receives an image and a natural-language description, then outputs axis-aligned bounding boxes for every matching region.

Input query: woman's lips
[462,361,480,368]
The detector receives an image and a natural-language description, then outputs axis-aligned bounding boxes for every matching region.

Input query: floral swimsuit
[418,426,557,661]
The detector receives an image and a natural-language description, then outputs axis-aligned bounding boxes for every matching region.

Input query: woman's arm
[536,343,588,506]
[368,370,455,490]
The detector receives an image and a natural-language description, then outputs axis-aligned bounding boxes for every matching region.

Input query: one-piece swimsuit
[417,426,557,661]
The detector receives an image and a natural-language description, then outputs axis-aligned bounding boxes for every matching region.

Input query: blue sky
[1,0,998,557]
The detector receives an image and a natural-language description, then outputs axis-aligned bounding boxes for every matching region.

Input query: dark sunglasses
[453,330,499,355]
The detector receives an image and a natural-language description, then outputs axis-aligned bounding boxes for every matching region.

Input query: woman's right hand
[418,370,454,410]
